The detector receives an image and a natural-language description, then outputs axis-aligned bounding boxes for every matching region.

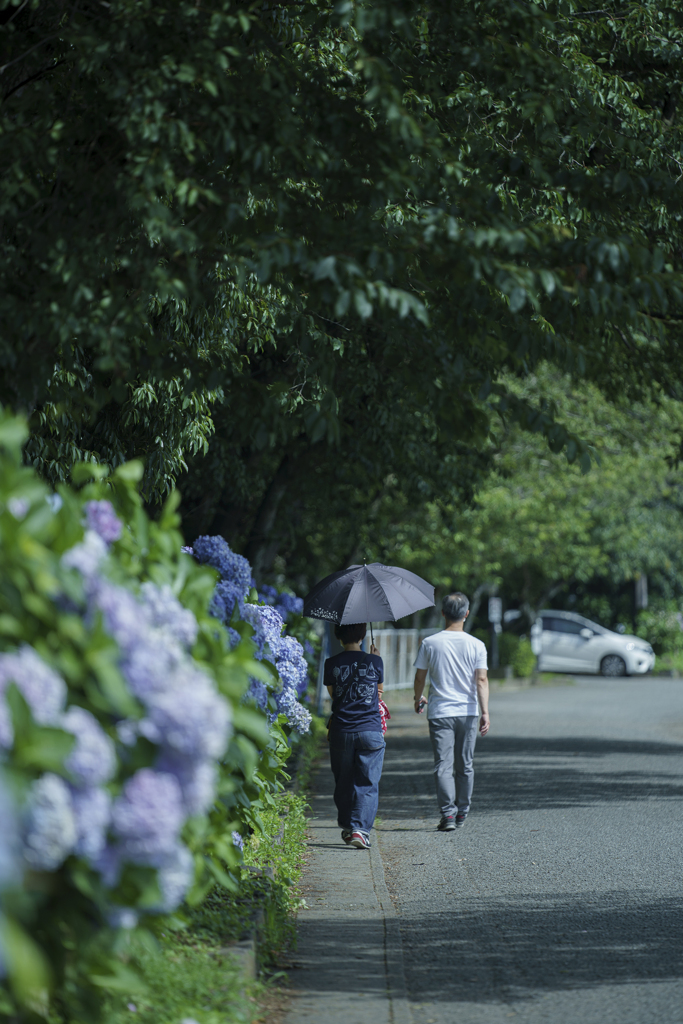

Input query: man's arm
[476,668,490,735]
[413,668,428,712]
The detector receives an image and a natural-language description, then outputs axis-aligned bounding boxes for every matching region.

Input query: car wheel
[601,654,627,677]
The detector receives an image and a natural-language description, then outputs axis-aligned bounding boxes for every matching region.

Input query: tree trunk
[243,456,291,580]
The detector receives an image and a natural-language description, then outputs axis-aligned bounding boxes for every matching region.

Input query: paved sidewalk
[284,760,411,1024]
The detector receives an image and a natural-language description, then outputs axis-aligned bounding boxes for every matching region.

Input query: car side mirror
[580,628,593,639]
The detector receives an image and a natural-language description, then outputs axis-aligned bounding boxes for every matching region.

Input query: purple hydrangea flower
[71,786,112,860]
[93,579,151,649]
[120,640,185,701]
[231,831,244,852]
[111,769,185,863]
[62,529,108,578]
[304,640,315,657]
[8,496,29,520]
[0,646,67,748]
[84,500,123,544]
[227,627,241,650]
[140,583,198,649]
[22,773,77,871]
[62,706,116,787]
[156,755,217,817]
[141,672,231,761]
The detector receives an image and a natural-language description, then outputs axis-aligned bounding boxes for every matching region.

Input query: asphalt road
[376,677,683,1024]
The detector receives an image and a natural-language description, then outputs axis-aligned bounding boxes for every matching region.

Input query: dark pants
[329,730,386,836]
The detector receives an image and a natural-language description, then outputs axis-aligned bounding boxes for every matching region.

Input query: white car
[537,610,655,677]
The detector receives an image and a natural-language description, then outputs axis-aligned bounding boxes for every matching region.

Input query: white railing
[370,628,439,690]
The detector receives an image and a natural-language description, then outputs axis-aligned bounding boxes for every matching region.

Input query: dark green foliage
[3,0,683,580]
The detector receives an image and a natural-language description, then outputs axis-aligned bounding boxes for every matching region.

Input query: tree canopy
[372,366,683,630]
[2,0,683,578]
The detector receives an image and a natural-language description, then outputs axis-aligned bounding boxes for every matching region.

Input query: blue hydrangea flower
[192,536,251,594]
[111,769,185,863]
[62,529,108,578]
[210,579,246,624]
[140,583,198,649]
[0,645,67,748]
[273,635,309,697]
[22,773,77,871]
[83,500,123,544]
[62,706,116,787]
[240,603,284,658]
[245,678,269,712]
[71,786,112,860]
[231,831,244,852]
[275,593,304,620]
[141,672,231,761]
[275,686,313,735]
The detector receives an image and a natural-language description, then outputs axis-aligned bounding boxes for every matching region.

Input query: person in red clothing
[325,622,385,849]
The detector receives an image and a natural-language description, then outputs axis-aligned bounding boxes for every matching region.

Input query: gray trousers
[428,715,478,818]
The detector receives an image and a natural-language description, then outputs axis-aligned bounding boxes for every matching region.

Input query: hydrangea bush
[0,409,285,1022]
[189,537,312,735]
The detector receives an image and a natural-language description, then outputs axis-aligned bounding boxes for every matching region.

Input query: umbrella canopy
[303,563,434,625]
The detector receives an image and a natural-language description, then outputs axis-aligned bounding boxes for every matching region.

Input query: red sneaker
[350,831,371,849]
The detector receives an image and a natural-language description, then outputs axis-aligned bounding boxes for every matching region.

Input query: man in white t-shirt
[413,592,490,831]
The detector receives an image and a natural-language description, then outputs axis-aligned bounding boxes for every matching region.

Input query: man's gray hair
[442,592,469,623]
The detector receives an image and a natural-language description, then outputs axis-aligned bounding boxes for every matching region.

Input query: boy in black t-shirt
[324,622,385,849]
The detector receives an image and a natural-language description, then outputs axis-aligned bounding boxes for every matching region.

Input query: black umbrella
[304,562,435,644]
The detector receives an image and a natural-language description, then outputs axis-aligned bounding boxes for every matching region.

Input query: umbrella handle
[370,622,374,648]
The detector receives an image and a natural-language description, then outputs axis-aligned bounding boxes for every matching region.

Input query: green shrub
[511,639,537,678]
[636,605,683,656]
[497,632,519,667]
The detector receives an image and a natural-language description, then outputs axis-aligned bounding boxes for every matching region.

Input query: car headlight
[626,642,635,651]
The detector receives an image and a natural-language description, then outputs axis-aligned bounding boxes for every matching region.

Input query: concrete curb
[370,832,413,1024]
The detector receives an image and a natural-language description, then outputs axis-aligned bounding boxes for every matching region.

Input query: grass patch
[110,930,255,1024]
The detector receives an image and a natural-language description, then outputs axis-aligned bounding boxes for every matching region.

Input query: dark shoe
[350,830,371,849]
[341,829,353,845]
[437,816,456,831]
[455,813,468,828]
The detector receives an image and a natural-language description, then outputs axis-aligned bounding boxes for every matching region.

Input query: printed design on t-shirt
[333,660,377,706]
